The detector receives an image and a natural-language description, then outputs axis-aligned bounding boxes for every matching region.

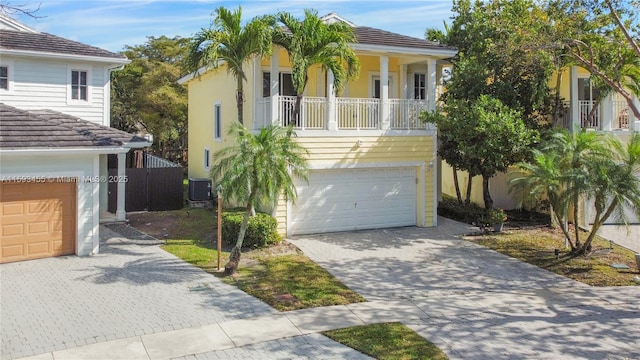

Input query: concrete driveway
[290,217,640,360]
[0,226,276,360]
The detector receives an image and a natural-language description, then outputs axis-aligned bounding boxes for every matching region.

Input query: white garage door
[290,168,417,235]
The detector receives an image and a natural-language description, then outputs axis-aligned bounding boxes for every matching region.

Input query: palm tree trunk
[482,175,493,209]
[294,94,303,127]
[582,200,618,255]
[453,168,462,204]
[572,194,582,251]
[236,78,244,125]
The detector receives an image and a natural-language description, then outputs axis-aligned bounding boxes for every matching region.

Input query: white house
[0,15,150,263]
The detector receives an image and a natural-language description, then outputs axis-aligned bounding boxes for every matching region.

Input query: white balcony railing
[579,100,600,129]
[336,98,379,130]
[256,96,434,132]
[613,101,630,130]
[560,100,633,131]
[389,99,432,130]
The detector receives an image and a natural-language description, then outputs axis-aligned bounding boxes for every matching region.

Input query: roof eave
[0,49,130,65]
[351,43,458,57]
[0,147,135,156]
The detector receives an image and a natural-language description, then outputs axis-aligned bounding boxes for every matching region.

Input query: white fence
[256,96,436,131]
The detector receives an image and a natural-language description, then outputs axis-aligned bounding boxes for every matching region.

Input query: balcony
[255,96,435,133]
[561,100,631,131]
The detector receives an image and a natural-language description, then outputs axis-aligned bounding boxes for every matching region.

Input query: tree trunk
[453,168,462,204]
[572,194,582,251]
[553,69,563,127]
[465,174,473,205]
[482,175,493,209]
[294,94,303,127]
[236,77,244,125]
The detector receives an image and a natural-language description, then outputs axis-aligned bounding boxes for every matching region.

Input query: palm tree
[580,133,640,252]
[185,6,272,125]
[211,124,309,275]
[273,10,360,124]
[513,130,640,255]
[510,150,572,247]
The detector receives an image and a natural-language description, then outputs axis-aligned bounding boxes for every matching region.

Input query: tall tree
[211,124,309,275]
[426,0,556,206]
[424,95,539,209]
[185,6,273,125]
[273,10,360,123]
[548,0,640,120]
[111,36,189,164]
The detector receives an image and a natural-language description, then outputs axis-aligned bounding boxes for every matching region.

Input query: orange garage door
[1,181,76,263]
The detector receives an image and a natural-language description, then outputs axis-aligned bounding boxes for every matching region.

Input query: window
[262,72,296,97]
[578,78,600,101]
[214,103,222,140]
[204,148,210,169]
[71,70,88,100]
[0,66,8,90]
[414,73,426,100]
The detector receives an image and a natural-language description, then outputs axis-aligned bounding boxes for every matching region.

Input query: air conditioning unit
[188,178,211,201]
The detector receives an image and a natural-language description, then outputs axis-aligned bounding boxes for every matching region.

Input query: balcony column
[400,64,408,99]
[569,66,580,133]
[327,70,338,131]
[601,93,613,131]
[115,152,126,221]
[270,49,280,125]
[380,55,390,130]
[427,58,437,112]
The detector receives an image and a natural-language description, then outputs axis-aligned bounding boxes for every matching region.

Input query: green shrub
[221,209,281,249]
[438,196,488,225]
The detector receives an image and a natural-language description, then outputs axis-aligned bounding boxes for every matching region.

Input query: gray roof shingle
[0,29,126,60]
[0,103,149,149]
[354,26,455,51]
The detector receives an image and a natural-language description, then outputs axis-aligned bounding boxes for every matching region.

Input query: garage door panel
[291,168,417,235]
[1,181,76,263]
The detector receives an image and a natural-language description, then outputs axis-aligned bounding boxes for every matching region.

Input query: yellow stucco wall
[274,136,436,236]
[187,62,257,179]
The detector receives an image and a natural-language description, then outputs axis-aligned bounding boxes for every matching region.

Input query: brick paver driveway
[0,226,275,360]
[290,217,640,360]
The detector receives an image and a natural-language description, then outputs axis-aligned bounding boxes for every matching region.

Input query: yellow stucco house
[178,13,457,237]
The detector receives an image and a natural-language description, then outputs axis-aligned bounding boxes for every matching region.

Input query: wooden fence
[108,154,183,212]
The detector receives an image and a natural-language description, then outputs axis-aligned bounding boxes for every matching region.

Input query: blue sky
[10,0,454,53]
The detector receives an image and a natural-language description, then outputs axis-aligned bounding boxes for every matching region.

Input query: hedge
[221,209,281,249]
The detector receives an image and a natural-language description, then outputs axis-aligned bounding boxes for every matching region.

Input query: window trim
[413,72,426,100]
[214,101,222,141]
[368,71,398,98]
[0,60,14,92]
[67,65,92,105]
[203,148,211,170]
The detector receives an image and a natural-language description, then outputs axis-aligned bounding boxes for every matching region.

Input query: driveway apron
[0,226,276,360]
[290,217,640,360]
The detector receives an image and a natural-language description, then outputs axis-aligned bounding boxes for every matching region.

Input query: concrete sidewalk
[17,288,640,360]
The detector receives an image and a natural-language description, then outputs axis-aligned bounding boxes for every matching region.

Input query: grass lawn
[323,322,448,360]
[222,254,365,311]
[466,226,640,286]
[129,208,364,311]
